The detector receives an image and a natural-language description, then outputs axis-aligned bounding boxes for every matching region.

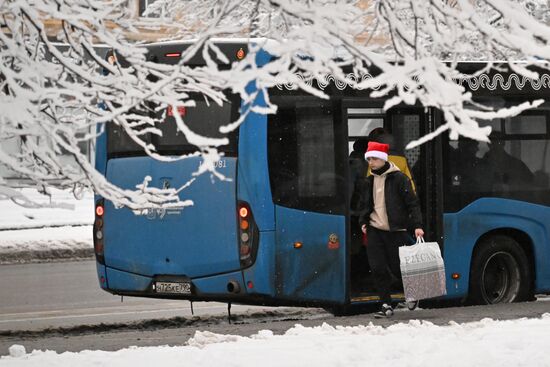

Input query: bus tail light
[94,199,105,265]
[237,201,259,268]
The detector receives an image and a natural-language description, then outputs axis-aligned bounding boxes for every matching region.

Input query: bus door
[268,95,348,304]
[386,107,443,245]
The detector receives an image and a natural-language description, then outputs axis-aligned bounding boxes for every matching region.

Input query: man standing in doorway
[358,141,424,318]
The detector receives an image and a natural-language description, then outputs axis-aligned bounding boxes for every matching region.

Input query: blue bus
[94,41,550,313]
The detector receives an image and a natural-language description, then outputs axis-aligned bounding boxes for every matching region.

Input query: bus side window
[443,112,550,212]
[268,96,345,214]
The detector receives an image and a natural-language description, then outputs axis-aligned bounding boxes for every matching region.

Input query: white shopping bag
[399,237,447,302]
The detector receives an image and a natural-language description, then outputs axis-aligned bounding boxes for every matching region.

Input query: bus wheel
[469,235,531,305]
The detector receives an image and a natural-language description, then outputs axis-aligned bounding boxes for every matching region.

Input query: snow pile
[2,315,550,366]
[8,346,26,358]
[0,188,93,263]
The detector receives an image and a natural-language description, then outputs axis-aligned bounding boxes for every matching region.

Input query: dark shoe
[406,300,419,311]
[374,303,394,318]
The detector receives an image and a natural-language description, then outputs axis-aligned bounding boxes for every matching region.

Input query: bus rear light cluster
[93,199,105,265]
[238,201,259,267]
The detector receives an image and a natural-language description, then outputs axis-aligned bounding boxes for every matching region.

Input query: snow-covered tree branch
[2,0,550,208]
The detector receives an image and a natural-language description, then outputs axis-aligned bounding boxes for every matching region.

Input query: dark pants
[367,226,413,305]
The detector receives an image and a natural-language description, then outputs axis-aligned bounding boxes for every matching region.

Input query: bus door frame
[341,98,387,302]
[429,108,446,247]
[340,99,444,302]
[386,106,445,247]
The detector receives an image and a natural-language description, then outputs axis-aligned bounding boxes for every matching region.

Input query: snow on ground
[2,315,550,366]
[0,188,93,230]
[0,226,92,261]
[0,189,93,262]
[2,188,549,367]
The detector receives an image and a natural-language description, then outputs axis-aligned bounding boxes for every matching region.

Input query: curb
[0,248,94,265]
[0,223,91,231]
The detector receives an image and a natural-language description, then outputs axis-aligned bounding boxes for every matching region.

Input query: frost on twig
[2,0,550,209]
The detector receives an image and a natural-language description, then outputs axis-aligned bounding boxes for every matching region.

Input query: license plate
[154,281,191,294]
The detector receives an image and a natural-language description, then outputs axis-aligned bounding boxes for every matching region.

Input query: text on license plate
[154,281,191,294]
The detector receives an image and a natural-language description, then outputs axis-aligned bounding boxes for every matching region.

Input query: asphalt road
[0,260,281,332]
[1,297,550,356]
[1,260,550,356]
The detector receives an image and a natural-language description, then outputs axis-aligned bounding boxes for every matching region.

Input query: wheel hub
[481,251,521,304]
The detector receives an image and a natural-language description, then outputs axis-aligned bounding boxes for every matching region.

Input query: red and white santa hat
[364,141,389,161]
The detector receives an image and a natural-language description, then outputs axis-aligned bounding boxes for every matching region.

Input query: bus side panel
[242,230,276,297]
[236,53,277,297]
[94,123,107,175]
[274,206,346,304]
[237,75,275,231]
[94,123,107,205]
[443,198,550,298]
[237,113,274,230]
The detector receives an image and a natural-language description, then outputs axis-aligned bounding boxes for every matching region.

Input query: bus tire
[469,235,531,305]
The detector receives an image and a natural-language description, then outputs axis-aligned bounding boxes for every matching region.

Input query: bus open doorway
[345,102,438,305]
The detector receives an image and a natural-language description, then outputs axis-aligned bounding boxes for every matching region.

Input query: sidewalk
[0,188,94,264]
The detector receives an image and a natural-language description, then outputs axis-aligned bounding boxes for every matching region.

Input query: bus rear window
[107,108,151,156]
[153,96,238,155]
[107,95,239,157]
